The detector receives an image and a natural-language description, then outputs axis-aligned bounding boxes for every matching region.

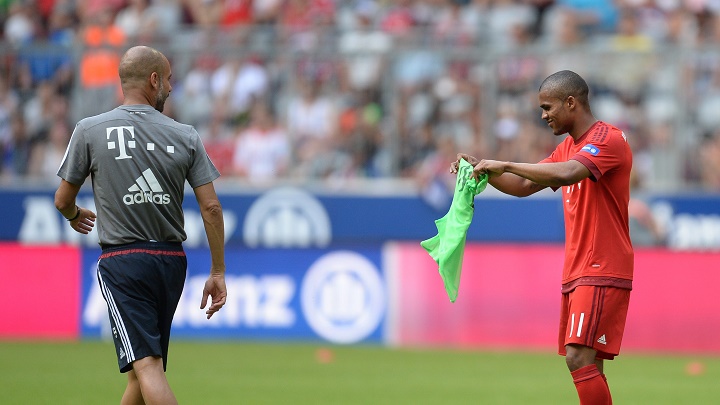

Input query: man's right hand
[201,272,227,320]
[450,153,480,174]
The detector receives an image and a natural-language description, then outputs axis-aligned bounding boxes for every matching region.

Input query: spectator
[545,0,619,35]
[1,115,32,179]
[335,88,384,177]
[492,98,523,162]
[0,0,719,191]
[182,0,223,28]
[337,1,392,92]
[380,0,415,37]
[115,0,157,40]
[176,53,219,128]
[661,4,698,46]
[541,7,586,48]
[628,167,666,247]
[278,0,335,50]
[0,76,20,150]
[232,101,290,182]
[610,8,653,52]
[75,4,126,122]
[28,118,70,178]
[433,61,482,151]
[4,2,37,47]
[148,0,182,38]
[285,76,338,172]
[399,121,437,177]
[254,0,283,24]
[415,135,458,210]
[219,0,254,27]
[486,0,537,48]
[22,80,57,141]
[16,6,74,90]
[14,60,37,106]
[431,0,480,47]
[197,104,236,176]
[698,129,720,189]
[77,0,125,18]
[210,54,270,124]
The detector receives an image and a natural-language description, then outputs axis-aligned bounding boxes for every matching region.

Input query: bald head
[119,46,167,90]
[119,46,172,111]
[539,70,590,108]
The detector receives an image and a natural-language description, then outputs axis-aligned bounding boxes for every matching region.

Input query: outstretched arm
[477,160,591,197]
[452,154,591,197]
[193,182,227,319]
[54,179,96,234]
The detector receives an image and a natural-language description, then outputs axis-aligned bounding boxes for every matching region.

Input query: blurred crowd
[2,0,720,196]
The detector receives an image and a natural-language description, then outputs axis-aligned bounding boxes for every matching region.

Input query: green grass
[1,341,718,404]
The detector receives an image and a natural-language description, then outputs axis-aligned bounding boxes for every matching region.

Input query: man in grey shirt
[55,45,226,405]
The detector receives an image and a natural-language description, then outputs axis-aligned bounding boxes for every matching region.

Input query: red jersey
[540,121,634,292]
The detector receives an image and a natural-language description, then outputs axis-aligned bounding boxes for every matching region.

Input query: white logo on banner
[243,187,331,248]
[301,251,385,344]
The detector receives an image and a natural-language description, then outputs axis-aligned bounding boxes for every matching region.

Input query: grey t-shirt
[57,104,220,245]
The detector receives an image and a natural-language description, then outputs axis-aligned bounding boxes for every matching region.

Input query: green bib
[421,159,488,302]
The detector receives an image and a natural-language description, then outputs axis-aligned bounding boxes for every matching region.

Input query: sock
[601,374,612,404]
[571,364,612,405]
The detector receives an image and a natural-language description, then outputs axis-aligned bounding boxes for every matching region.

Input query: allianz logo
[123,168,171,205]
[243,187,332,248]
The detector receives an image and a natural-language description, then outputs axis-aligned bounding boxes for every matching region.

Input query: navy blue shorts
[96,241,187,373]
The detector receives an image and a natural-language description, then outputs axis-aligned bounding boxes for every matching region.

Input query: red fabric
[280,0,335,30]
[381,9,414,35]
[558,286,630,359]
[571,364,612,405]
[205,140,235,176]
[99,249,186,259]
[221,0,253,26]
[540,121,634,288]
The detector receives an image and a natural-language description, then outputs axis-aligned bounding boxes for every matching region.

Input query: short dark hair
[539,70,590,106]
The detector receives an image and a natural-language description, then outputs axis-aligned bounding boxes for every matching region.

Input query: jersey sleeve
[537,140,567,191]
[571,130,628,182]
[56,122,90,185]
[539,150,558,164]
[187,127,221,188]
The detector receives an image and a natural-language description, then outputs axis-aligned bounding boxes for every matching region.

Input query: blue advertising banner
[80,245,387,344]
[0,186,566,246]
[2,186,719,249]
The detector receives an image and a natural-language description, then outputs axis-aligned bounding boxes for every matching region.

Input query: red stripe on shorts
[586,288,604,347]
[99,249,186,259]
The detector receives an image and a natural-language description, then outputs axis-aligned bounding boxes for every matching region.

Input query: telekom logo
[106,126,135,160]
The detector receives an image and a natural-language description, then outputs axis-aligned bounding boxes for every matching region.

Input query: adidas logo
[119,348,126,359]
[123,168,171,205]
[597,334,607,345]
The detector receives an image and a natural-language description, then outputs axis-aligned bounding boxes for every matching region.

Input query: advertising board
[0,243,80,339]
[80,246,387,344]
[389,243,720,353]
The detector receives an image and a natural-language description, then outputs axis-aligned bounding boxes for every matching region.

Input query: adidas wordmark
[123,168,171,205]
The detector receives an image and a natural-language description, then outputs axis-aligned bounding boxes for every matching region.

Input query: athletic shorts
[96,241,187,373]
[558,285,631,360]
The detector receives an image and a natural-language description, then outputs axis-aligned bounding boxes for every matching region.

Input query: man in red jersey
[452,70,633,405]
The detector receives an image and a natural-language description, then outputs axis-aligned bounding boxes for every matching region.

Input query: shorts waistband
[100,241,184,258]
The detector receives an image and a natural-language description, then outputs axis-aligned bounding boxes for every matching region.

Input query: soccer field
[1,341,718,404]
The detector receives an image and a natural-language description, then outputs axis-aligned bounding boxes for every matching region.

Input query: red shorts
[558,286,631,360]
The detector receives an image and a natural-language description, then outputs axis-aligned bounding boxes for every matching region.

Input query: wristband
[67,206,80,221]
